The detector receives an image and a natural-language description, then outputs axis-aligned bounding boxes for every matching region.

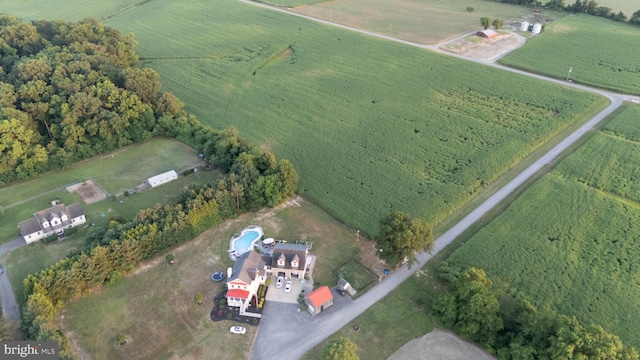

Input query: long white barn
[147,170,178,188]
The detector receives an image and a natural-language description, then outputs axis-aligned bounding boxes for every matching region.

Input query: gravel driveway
[0,238,27,323]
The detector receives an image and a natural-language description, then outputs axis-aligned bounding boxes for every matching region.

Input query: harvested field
[66,180,108,204]
[388,330,495,360]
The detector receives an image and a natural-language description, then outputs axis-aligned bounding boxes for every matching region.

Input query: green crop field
[446,106,640,348]
[500,15,640,95]
[0,0,141,22]
[289,0,556,44]
[540,0,639,20]
[58,0,602,237]
[2,0,607,236]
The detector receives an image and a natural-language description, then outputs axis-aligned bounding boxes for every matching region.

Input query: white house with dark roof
[18,203,86,244]
[271,243,308,279]
[225,251,269,312]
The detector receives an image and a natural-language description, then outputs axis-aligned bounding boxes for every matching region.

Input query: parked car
[284,281,292,293]
[230,326,246,335]
[276,276,284,288]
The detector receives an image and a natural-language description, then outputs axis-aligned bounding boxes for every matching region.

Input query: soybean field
[446,106,640,348]
[500,15,640,95]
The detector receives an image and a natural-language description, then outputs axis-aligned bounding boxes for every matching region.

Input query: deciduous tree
[376,212,433,267]
[480,17,492,30]
[323,337,359,360]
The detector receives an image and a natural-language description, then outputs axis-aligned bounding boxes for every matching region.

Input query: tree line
[432,267,639,360]
[482,0,640,26]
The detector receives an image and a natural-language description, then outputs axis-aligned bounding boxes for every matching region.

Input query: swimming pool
[229,225,264,261]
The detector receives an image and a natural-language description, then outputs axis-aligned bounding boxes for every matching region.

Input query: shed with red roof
[304,286,333,316]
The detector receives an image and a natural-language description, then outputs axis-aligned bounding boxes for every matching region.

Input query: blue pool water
[233,230,260,253]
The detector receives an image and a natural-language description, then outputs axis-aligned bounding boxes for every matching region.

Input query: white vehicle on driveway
[284,281,292,293]
[276,276,284,288]
[230,326,246,335]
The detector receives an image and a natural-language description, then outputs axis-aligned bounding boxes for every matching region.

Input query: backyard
[0,138,203,245]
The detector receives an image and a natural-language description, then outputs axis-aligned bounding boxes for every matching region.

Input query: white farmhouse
[18,203,86,244]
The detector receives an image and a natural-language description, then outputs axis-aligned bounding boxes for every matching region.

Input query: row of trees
[480,17,505,30]
[481,0,640,26]
[432,267,639,359]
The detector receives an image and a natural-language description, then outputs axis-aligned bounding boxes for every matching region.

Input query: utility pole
[566,66,573,82]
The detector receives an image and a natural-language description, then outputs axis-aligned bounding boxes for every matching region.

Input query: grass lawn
[0,138,203,245]
[0,0,142,22]
[500,15,640,95]
[445,106,640,349]
[302,271,439,360]
[58,197,378,359]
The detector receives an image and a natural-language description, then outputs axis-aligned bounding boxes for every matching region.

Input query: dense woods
[0,15,300,358]
[433,267,639,360]
[0,14,185,183]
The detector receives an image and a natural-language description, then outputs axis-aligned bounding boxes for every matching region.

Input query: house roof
[147,170,177,183]
[305,286,333,307]
[271,243,308,270]
[18,203,85,236]
[228,251,265,285]
[66,203,85,219]
[478,29,498,37]
[18,218,41,236]
[226,289,250,299]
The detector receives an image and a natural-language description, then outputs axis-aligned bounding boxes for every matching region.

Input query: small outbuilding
[305,286,333,316]
[477,29,498,38]
[147,170,178,188]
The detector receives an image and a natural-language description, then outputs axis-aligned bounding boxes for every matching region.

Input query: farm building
[304,286,333,316]
[147,170,178,188]
[477,29,498,38]
[18,203,86,244]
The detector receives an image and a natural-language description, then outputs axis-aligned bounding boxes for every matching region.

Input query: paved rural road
[0,238,27,323]
[240,3,640,360]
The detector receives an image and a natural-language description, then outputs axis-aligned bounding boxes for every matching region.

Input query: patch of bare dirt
[440,32,525,62]
[66,180,108,204]
[387,329,496,360]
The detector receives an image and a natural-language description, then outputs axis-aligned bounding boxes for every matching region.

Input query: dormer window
[42,221,50,228]
[277,253,286,267]
[291,254,299,269]
[61,213,68,221]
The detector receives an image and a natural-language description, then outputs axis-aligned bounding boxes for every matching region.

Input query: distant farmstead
[147,170,178,188]
[18,203,86,244]
[477,29,498,38]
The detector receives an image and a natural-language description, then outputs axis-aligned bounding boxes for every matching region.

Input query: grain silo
[532,23,542,34]
[520,21,530,32]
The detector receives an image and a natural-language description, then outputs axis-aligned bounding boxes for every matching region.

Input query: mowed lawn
[0,138,202,245]
[77,0,604,237]
[500,15,640,95]
[446,106,640,349]
[60,198,370,359]
[290,0,558,44]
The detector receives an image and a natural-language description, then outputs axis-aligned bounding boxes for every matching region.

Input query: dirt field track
[66,180,108,204]
[387,330,495,360]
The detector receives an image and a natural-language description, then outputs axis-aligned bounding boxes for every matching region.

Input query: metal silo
[520,21,530,32]
[532,23,542,34]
